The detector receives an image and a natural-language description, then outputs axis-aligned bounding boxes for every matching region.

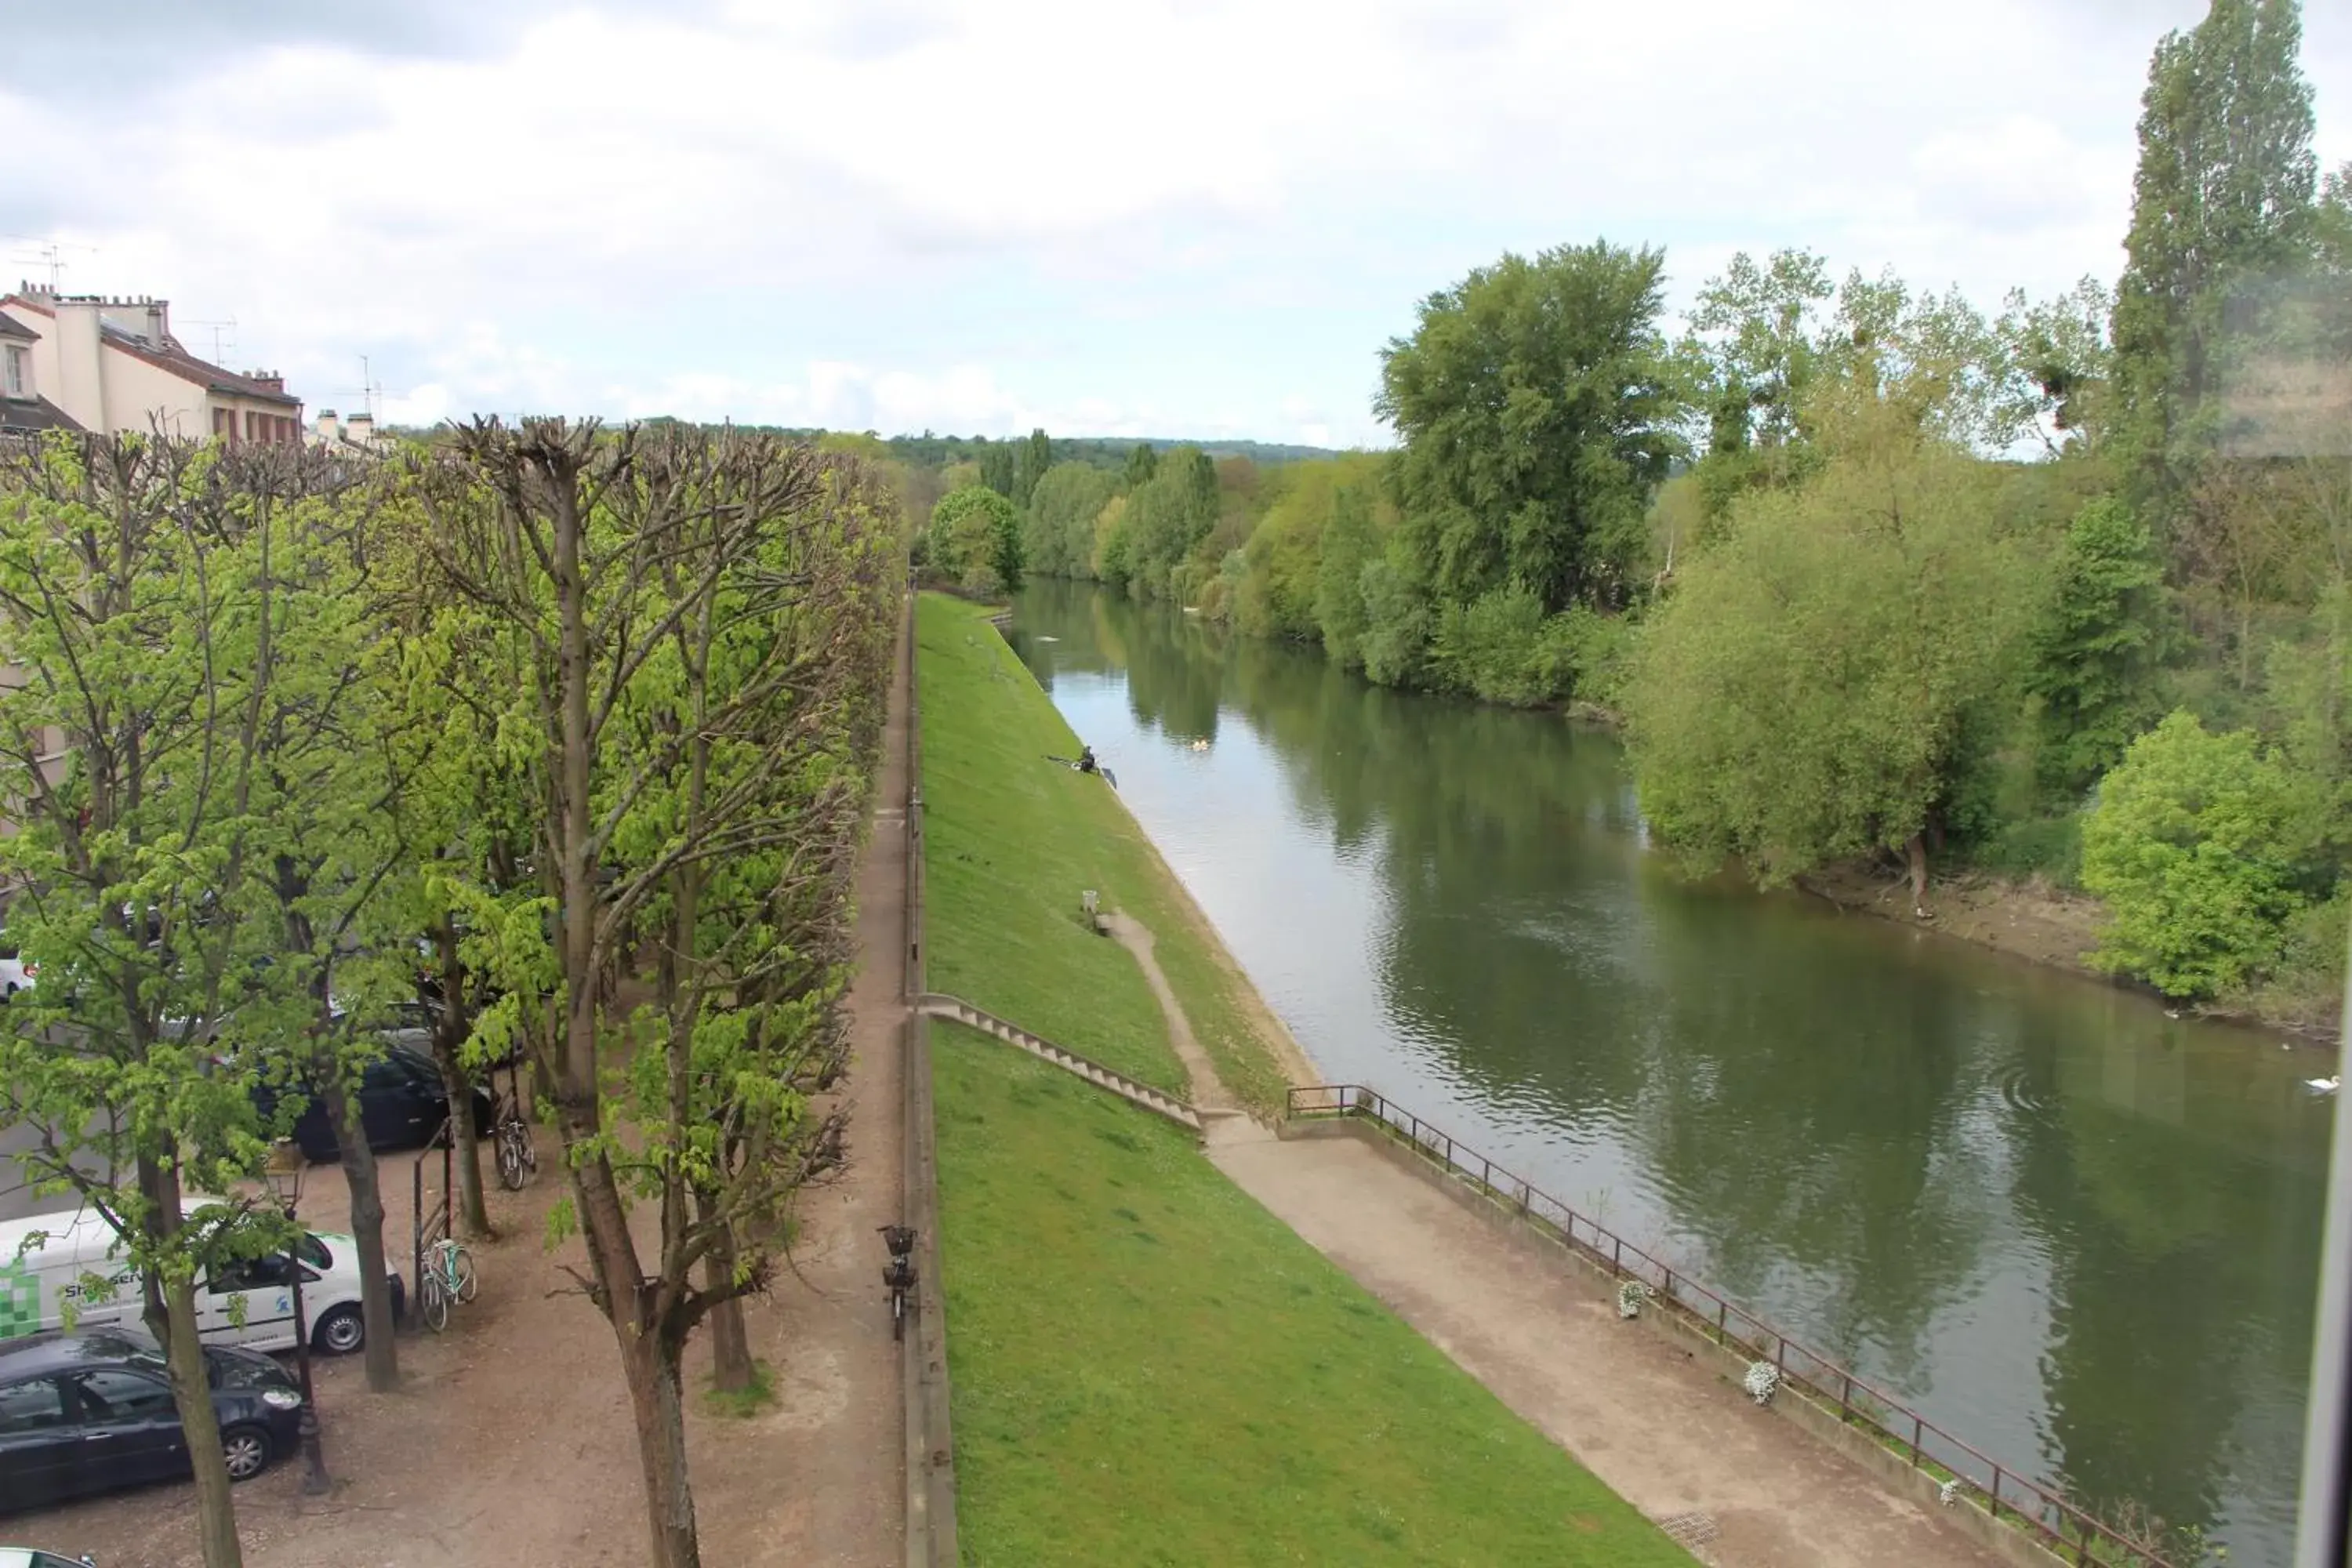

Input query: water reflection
[1008,580,2330,1566]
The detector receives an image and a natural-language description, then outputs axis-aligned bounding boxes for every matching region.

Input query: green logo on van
[0,1256,38,1341]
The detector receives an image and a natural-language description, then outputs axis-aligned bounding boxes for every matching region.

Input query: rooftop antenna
[0,237,98,293]
[183,316,238,363]
[336,358,408,424]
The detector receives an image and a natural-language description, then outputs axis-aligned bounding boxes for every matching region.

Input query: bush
[1972,814,2085,886]
[2080,711,2320,998]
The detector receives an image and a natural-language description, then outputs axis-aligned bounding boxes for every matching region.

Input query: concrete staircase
[915,993,1203,1132]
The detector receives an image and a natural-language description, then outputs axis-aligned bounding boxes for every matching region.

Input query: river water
[1006,579,2336,1566]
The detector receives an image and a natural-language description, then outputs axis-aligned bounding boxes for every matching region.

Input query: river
[1005,579,2336,1567]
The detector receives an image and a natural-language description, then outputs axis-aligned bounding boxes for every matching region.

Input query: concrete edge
[1283,1116,2078,1568]
[916,991,1203,1131]
[899,589,959,1568]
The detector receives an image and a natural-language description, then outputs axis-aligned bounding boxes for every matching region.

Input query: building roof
[0,395,82,434]
[96,322,301,407]
[0,314,35,342]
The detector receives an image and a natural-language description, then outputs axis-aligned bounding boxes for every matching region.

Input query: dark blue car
[0,1331,303,1513]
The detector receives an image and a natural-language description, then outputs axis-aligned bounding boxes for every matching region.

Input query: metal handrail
[1287,1083,2179,1568]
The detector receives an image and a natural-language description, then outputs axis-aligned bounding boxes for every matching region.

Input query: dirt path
[706,586,913,1564]
[1208,1128,2002,1568]
[1100,911,1234,1112]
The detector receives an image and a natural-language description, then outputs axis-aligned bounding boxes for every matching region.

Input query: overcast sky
[3,0,2347,447]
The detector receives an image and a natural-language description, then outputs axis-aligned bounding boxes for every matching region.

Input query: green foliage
[1022,462,1121,581]
[1313,481,1377,667]
[2111,0,2319,503]
[1116,445,1220,602]
[1012,427,1053,509]
[931,484,1024,590]
[1625,435,2050,884]
[1377,240,1683,612]
[2080,712,2322,997]
[1124,442,1159,488]
[2027,498,2172,794]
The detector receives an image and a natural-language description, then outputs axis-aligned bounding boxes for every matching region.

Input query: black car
[0,1332,303,1513]
[256,1041,495,1163]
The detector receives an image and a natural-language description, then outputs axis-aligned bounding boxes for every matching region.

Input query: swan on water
[2307,1076,2341,1095]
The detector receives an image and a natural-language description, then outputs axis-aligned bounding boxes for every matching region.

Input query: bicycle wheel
[496,1125,528,1190]
[420,1270,448,1334]
[453,1245,479,1304]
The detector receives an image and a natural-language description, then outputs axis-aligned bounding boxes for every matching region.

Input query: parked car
[0,1548,96,1566]
[0,936,33,1002]
[253,1041,495,1164]
[0,1331,304,1513]
[0,1203,400,1358]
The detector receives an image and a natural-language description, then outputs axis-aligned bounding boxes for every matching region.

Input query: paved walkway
[731,592,913,1566]
[1206,1124,2001,1568]
[1095,902,2002,1568]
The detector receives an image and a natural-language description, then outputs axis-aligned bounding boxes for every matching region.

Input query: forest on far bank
[887,0,2350,1030]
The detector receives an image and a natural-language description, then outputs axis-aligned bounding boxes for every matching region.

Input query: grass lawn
[919,593,1690,1566]
[917,592,1290,1110]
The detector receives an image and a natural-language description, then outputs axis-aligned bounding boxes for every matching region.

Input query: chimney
[347,412,374,445]
[315,408,340,444]
[247,372,284,394]
[144,299,168,349]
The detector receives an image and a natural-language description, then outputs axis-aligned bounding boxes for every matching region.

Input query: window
[0,1377,67,1434]
[213,407,230,440]
[242,410,256,441]
[2,345,24,398]
[68,1367,176,1421]
[208,1253,291,1294]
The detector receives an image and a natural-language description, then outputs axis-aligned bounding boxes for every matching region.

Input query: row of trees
[0,423,900,1567]
[1000,0,2350,1023]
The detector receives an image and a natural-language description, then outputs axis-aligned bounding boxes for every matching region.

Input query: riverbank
[915,592,1692,1565]
[1799,858,2343,1047]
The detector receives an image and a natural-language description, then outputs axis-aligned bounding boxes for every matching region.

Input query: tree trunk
[572,1147,703,1568]
[700,1192,753,1396]
[430,921,495,1240]
[1906,831,1932,919]
[324,1078,401,1391]
[140,1157,245,1568]
[620,1312,701,1568]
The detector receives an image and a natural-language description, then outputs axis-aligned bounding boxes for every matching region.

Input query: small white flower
[1939,1479,1960,1508]
[1744,1360,1780,1406]
[1617,1280,1648,1319]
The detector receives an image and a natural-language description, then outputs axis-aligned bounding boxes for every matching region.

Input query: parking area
[4,1114,902,1567]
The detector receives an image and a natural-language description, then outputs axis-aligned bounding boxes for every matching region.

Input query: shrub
[2080,712,2321,998]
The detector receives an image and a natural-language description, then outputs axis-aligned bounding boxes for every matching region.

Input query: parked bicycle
[416,1235,478,1333]
[879,1225,916,1341]
[493,1094,538,1192]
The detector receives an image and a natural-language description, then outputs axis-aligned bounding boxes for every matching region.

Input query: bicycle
[416,1235,478,1333]
[493,1096,538,1192]
[879,1225,916,1341]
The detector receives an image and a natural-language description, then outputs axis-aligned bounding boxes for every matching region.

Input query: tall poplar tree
[2110,0,2318,509]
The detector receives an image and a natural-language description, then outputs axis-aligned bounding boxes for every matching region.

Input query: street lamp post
[262,1156,332,1495]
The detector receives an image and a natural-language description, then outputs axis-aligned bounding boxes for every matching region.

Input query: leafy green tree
[930,484,1022,590]
[1313,482,1377,666]
[0,436,296,1568]
[1119,445,1219,599]
[2110,0,2318,506]
[1996,278,2117,455]
[1013,427,1053,508]
[1677,249,1834,518]
[1377,240,1685,612]
[978,439,1017,499]
[1023,462,1120,579]
[2081,711,2319,997]
[408,422,897,1568]
[2027,498,2172,794]
[1625,433,2049,905]
[1124,442,1159,488]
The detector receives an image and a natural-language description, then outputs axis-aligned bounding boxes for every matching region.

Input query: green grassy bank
[917,593,1688,1566]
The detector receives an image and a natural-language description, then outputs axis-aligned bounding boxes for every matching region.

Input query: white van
[0,1201,396,1356]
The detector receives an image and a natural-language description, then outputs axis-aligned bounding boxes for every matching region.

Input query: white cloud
[3,0,2347,444]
